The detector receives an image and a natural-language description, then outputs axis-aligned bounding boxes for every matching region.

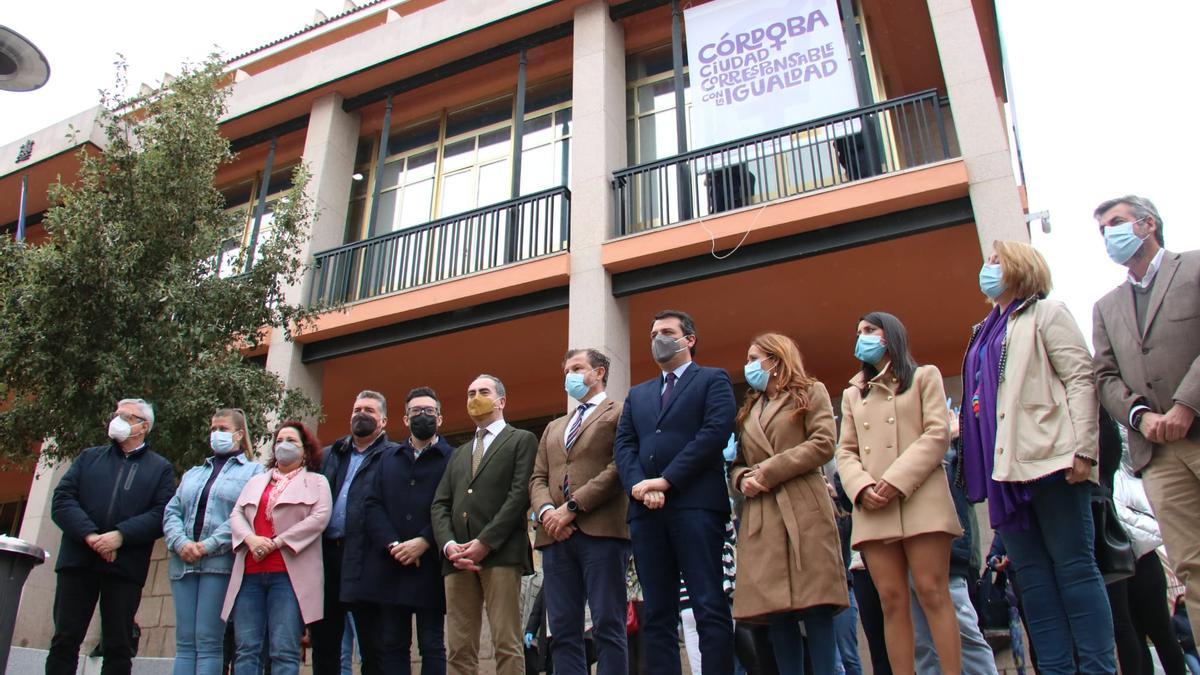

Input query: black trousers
[45,569,143,675]
[851,566,892,675]
[1111,552,1188,675]
[309,541,385,675]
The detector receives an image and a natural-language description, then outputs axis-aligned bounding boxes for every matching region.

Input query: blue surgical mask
[1104,219,1147,265]
[210,430,236,455]
[855,334,886,364]
[978,263,1006,300]
[564,371,592,400]
[743,360,770,392]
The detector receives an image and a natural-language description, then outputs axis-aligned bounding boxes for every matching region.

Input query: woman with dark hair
[732,332,847,674]
[961,240,1113,675]
[835,311,962,675]
[164,408,264,675]
[222,421,331,675]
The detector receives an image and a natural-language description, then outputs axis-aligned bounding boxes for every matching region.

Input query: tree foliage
[0,56,327,471]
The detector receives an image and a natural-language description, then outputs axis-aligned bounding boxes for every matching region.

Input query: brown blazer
[530,397,628,548]
[1094,249,1200,471]
[730,382,848,620]
[835,364,962,549]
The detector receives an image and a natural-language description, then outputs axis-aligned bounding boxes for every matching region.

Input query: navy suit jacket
[615,363,736,520]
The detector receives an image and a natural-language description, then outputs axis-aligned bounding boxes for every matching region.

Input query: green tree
[0,56,327,471]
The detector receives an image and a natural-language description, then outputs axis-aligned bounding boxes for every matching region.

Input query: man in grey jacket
[1091,194,1200,644]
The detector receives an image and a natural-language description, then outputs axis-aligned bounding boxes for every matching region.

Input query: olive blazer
[730,382,848,620]
[835,364,962,549]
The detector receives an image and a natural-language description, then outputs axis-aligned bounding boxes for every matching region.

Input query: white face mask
[108,416,133,443]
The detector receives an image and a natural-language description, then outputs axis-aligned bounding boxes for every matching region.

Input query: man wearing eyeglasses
[311,390,399,675]
[46,398,176,675]
[354,386,455,674]
[1092,195,1200,646]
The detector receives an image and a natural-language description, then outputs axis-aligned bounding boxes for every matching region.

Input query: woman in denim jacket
[163,408,264,675]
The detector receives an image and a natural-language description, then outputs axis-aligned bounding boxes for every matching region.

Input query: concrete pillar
[926,0,1028,252]
[264,93,361,419]
[568,0,631,401]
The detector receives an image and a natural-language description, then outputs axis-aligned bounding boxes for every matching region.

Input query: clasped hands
[85,531,124,563]
[738,470,770,499]
[859,480,899,511]
[541,505,577,542]
[388,537,430,566]
[1140,403,1197,444]
[244,534,278,562]
[631,477,670,510]
[177,540,208,563]
[446,539,490,572]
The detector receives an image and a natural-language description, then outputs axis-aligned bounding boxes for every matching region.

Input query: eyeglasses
[407,406,439,417]
[112,412,146,424]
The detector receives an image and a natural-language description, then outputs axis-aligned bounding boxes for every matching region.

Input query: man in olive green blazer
[431,374,537,675]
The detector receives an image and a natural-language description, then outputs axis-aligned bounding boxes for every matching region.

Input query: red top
[244,481,287,575]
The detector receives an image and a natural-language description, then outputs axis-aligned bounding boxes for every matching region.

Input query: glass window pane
[387,118,440,156]
[638,79,677,114]
[526,76,572,113]
[372,189,399,236]
[523,113,553,148]
[447,96,514,138]
[639,111,678,162]
[349,170,370,200]
[344,198,365,243]
[477,160,510,206]
[521,144,554,194]
[555,139,570,186]
[626,44,674,81]
[627,118,637,165]
[439,171,474,217]
[378,160,404,190]
[406,150,437,183]
[398,179,434,229]
[478,128,512,163]
[555,108,572,138]
[442,138,476,173]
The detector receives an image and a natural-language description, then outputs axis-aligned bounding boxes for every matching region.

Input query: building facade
[0,0,1026,661]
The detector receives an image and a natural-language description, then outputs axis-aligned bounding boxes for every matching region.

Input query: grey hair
[118,398,155,431]
[1093,195,1165,247]
[475,373,506,398]
[355,390,388,416]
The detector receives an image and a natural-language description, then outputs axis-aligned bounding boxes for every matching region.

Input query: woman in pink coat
[221,421,332,675]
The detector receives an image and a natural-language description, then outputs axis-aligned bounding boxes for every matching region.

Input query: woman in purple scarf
[960,240,1114,675]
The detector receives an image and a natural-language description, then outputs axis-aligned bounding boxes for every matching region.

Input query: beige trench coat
[730,382,848,620]
[835,364,962,549]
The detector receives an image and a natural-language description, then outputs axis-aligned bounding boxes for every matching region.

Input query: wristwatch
[566,499,579,513]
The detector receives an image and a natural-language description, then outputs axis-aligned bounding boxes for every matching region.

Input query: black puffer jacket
[51,442,175,585]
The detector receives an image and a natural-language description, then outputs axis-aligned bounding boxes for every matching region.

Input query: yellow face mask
[467,395,496,420]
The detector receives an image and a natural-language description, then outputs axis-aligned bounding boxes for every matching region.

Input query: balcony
[309,186,570,305]
[612,90,956,236]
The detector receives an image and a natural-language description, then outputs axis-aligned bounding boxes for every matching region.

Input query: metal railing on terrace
[612,90,956,236]
[309,186,570,305]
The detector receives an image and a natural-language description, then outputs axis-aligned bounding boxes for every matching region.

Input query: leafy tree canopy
[0,55,327,471]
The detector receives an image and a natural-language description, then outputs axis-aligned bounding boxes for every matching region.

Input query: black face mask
[409,414,437,441]
[351,413,378,438]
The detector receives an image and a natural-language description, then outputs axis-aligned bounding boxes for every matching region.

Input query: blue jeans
[912,575,997,675]
[341,613,359,675]
[232,572,304,675]
[999,477,1115,675]
[172,573,231,675]
[767,606,837,675]
[833,588,862,675]
[1184,650,1200,675]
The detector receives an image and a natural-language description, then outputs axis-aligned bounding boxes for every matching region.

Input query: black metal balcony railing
[612,90,955,236]
[310,186,570,305]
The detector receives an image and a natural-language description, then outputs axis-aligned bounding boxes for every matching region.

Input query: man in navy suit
[615,309,736,674]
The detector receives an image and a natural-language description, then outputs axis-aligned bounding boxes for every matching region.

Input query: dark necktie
[565,403,592,451]
[661,372,677,408]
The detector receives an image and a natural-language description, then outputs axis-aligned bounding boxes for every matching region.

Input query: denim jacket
[163,453,263,580]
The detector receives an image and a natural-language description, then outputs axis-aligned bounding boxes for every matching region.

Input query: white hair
[118,398,155,431]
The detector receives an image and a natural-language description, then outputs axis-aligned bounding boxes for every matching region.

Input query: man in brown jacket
[1092,194,1200,643]
[530,348,629,675]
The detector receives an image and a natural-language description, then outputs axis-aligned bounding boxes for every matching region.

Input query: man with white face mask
[1092,194,1200,646]
[46,398,176,675]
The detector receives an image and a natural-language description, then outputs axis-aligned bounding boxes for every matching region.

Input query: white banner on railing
[684,0,861,150]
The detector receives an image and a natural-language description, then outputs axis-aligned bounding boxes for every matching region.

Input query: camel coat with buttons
[835,364,962,549]
[730,381,848,620]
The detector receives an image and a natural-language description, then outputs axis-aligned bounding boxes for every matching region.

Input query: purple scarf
[962,302,1033,531]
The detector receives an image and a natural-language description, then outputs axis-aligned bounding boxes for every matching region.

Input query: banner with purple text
[684,0,859,150]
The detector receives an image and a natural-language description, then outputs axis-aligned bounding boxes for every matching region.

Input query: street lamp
[0,25,50,92]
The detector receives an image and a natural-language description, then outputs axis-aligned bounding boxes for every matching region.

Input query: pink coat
[221,469,332,624]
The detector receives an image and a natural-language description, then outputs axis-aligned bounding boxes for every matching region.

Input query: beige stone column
[264,93,362,421]
[13,452,74,651]
[568,0,631,401]
[927,0,1028,252]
